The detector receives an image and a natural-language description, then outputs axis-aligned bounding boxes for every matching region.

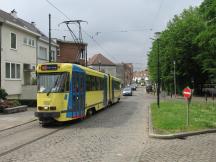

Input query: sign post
[183,87,192,126]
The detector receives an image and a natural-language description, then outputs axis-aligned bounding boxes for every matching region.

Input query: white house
[0,9,58,99]
[88,53,117,77]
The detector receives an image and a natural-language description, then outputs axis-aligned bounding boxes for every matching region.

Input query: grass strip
[151,99,216,134]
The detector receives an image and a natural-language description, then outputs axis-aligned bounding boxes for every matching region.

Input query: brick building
[56,39,87,66]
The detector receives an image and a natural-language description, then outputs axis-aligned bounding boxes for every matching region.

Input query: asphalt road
[0,87,216,162]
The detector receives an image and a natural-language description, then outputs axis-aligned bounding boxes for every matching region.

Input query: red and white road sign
[183,87,192,99]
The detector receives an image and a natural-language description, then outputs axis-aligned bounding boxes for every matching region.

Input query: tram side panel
[111,77,121,103]
[85,73,107,112]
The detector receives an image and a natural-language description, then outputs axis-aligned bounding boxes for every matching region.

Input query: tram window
[86,75,106,91]
[100,78,104,90]
[96,77,100,90]
[86,75,91,91]
[37,72,70,93]
[113,81,120,90]
[64,73,70,92]
[92,76,96,91]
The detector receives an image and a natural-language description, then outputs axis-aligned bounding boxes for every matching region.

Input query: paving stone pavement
[0,108,36,130]
[0,88,216,162]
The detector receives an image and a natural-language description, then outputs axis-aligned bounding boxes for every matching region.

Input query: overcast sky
[0,0,203,70]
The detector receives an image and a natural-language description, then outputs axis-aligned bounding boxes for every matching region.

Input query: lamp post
[155,32,161,108]
[98,61,101,72]
[150,32,161,108]
[191,77,194,97]
[173,60,177,98]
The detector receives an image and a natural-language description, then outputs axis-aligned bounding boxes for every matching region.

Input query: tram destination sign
[41,64,58,71]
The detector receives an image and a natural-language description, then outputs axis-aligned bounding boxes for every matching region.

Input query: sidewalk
[0,107,37,131]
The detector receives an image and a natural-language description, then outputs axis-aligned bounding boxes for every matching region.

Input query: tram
[35,63,121,125]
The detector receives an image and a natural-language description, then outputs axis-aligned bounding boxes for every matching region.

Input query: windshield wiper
[47,76,60,96]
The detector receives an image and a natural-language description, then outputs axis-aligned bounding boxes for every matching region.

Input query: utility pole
[150,32,161,108]
[157,38,160,108]
[0,22,2,88]
[59,20,87,65]
[155,32,161,108]
[49,14,52,62]
[174,60,177,98]
[85,45,88,67]
[98,61,101,72]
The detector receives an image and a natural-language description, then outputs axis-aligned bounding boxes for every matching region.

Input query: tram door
[103,76,107,106]
[67,66,85,118]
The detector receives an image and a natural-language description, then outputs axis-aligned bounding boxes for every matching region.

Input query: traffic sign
[183,87,192,126]
[183,87,192,99]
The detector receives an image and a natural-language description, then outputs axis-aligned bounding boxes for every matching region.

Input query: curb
[2,105,28,114]
[148,106,216,139]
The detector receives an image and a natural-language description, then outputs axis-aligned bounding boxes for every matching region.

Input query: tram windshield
[37,72,69,93]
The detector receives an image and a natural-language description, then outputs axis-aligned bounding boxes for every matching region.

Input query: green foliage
[11,100,21,107]
[31,78,37,85]
[0,88,8,100]
[148,1,216,94]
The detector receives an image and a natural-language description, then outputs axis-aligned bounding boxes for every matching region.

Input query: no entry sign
[183,87,192,126]
[183,87,192,99]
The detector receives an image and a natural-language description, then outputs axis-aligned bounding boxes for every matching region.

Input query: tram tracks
[0,121,68,158]
[0,119,38,133]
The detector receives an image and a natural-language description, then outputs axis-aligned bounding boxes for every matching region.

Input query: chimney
[63,36,66,41]
[31,22,36,26]
[10,9,17,19]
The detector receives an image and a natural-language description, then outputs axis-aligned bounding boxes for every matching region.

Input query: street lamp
[173,60,177,98]
[155,32,161,108]
[98,60,101,72]
[150,32,161,108]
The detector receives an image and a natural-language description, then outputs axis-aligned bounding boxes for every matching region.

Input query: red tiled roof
[88,53,115,66]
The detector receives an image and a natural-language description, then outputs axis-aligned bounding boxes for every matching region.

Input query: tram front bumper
[35,112,60,118]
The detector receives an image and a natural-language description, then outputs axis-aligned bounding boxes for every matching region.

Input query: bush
[0,88,8,100]
[12,100,21,107]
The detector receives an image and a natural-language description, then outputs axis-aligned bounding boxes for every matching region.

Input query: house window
[57,48,60,56]
[51,50,56,61]
[23,37,27,44]
[16,64,20,78]
[11,63,16,78]
[39,46,47,60]
[28,39,32,46]
[31,40,35,47]
[23,37,35,47]
[11,33,16,49]
[6,63,10,78]
[5,62,21,79]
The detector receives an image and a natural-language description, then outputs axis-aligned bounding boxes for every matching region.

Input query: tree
[148,7,206,94]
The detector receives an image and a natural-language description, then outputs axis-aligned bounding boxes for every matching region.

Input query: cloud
[0,0,203,70]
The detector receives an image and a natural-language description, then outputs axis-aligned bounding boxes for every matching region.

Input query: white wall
[1,24,37,96]
[37,40,57,64]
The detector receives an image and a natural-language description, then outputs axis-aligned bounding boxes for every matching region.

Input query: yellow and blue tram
[35,63,121,125]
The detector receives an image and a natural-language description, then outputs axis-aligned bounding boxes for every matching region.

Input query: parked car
[146,84,153,93]
[131,84,137,91]
[141,82,144,86]
[122,87,133,96]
